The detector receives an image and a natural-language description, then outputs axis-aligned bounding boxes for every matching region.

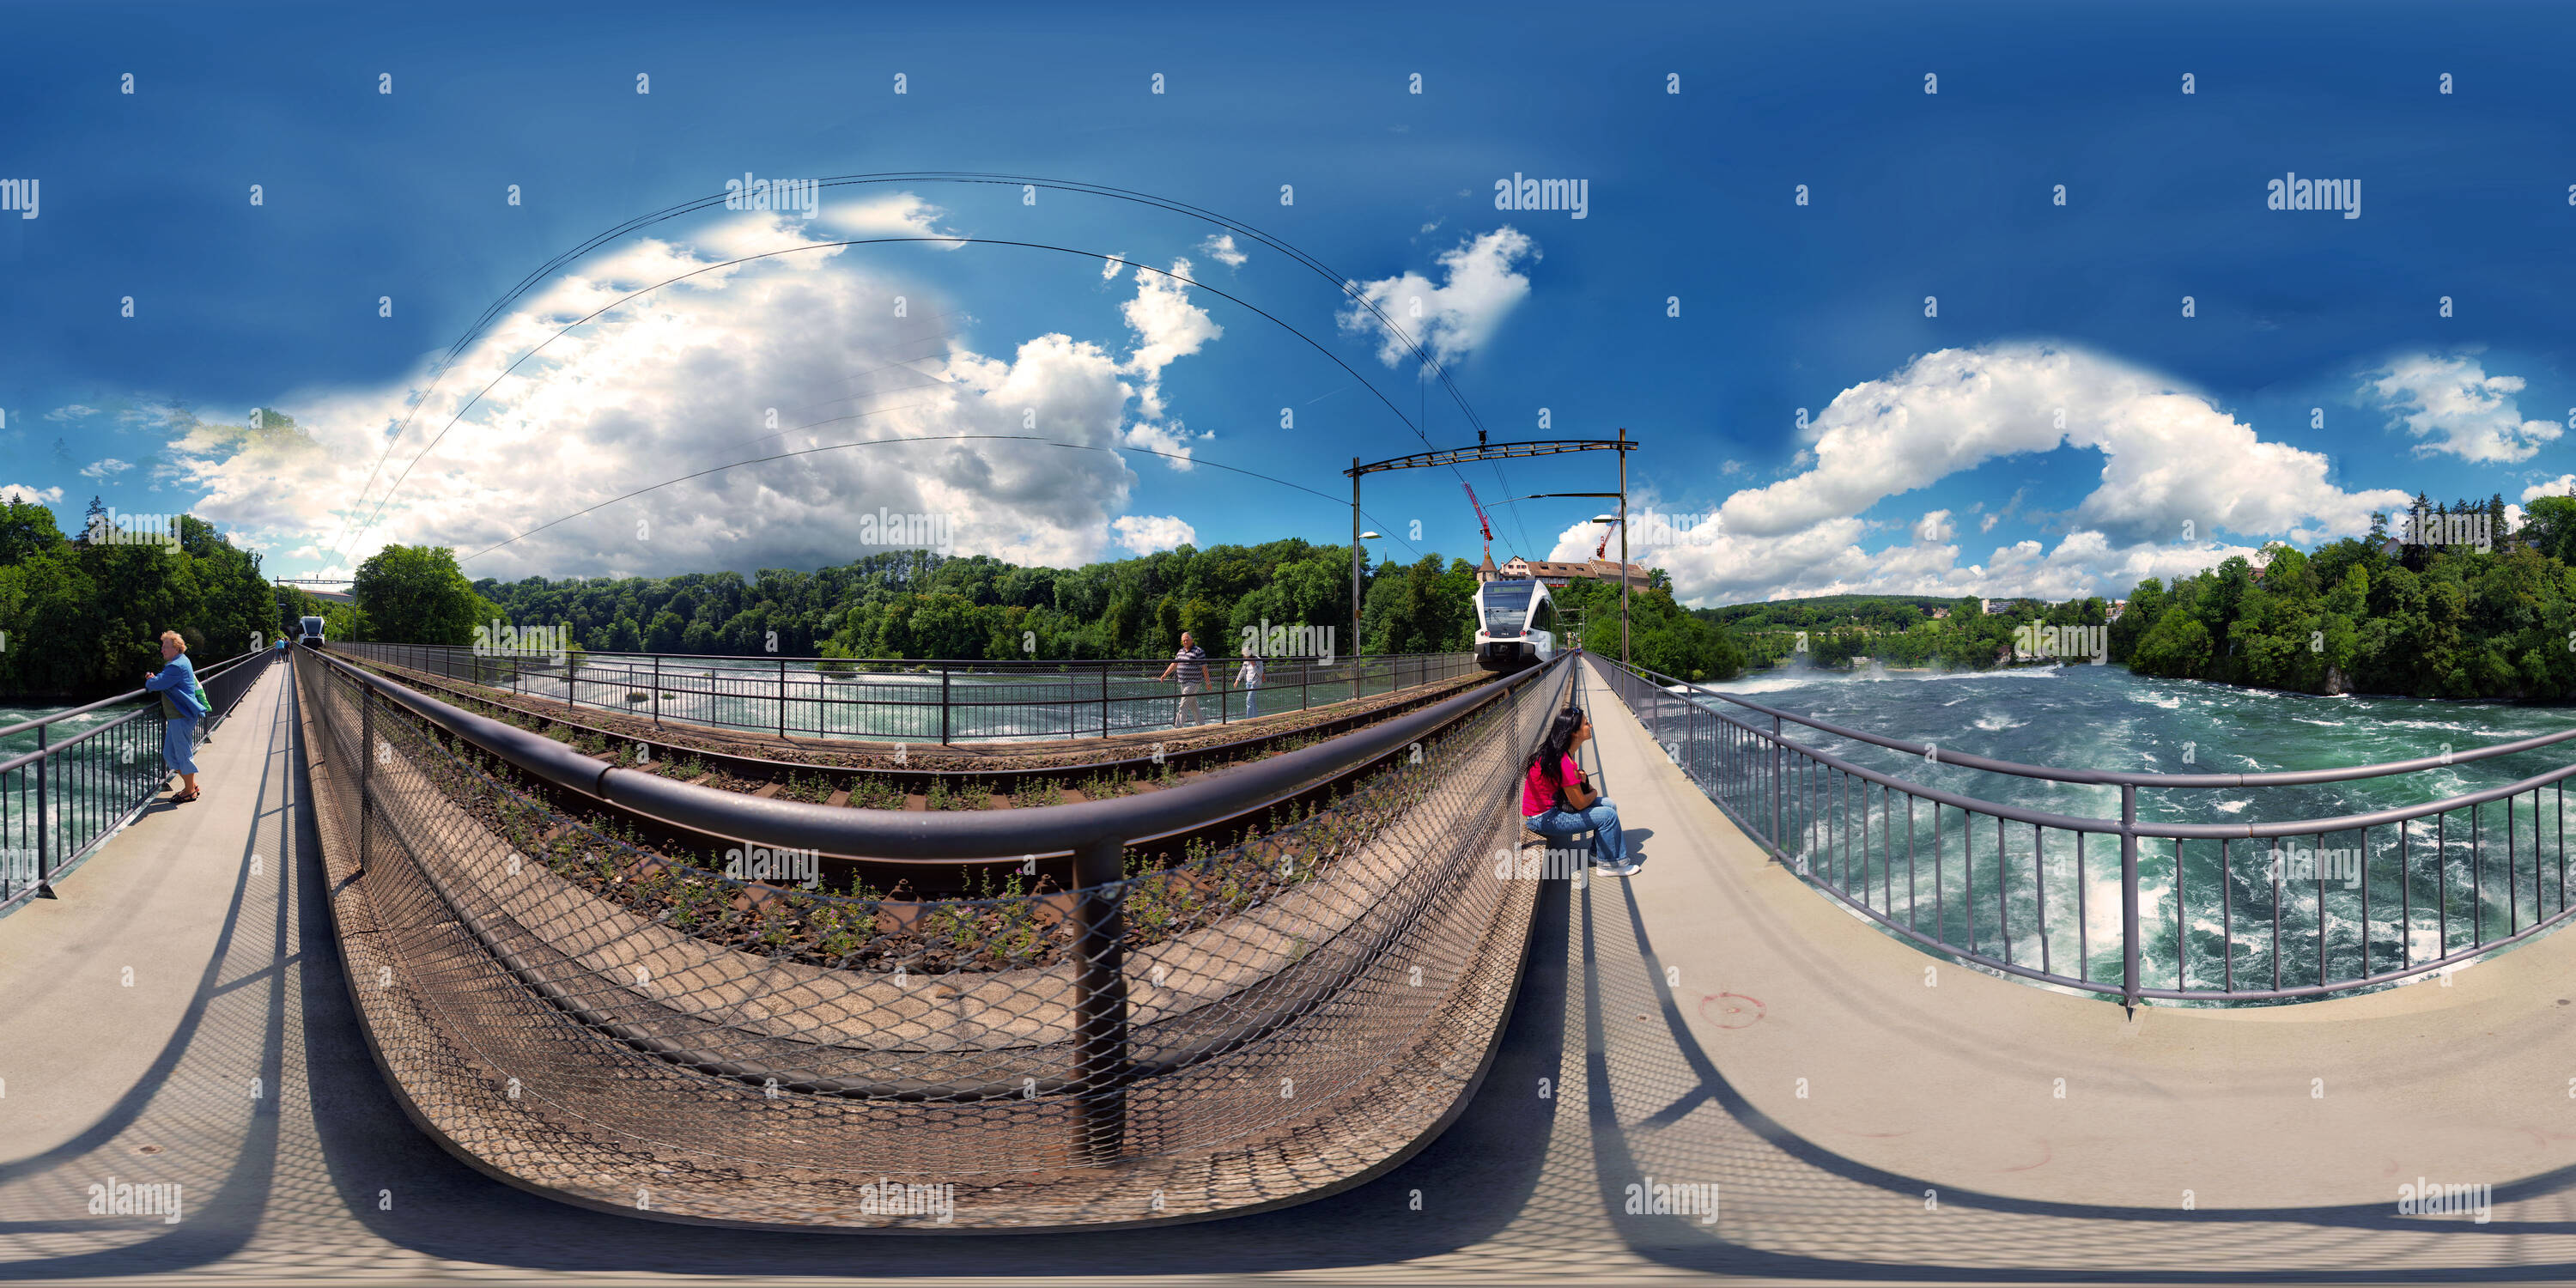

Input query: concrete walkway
[7,655,2576,1282]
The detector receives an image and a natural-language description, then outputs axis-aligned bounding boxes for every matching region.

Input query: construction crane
[1592,513,1622,562]
[1462,483,1496,567]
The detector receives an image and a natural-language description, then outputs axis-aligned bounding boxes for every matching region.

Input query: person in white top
[1236,641,1266,718]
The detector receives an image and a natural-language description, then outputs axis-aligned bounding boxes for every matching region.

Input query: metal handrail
[3,645,279,913]
[329,640,1473,744]
[1679,665,2576,788]
[307,646,1555,863]
[1595,656,2576,1007]
[0,645,274,745]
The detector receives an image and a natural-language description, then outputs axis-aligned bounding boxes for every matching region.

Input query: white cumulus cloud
[1110,514,1196,555]
[1571,343,2407,607]
[1115,257,1222,470]
[161,225,1224,580]
[2366,352,2563,464]
[80,458,132,479]
[817,192,958,246]
[0,483,64,504]
[1197,233,1247,268]
[1340,227,1537,368]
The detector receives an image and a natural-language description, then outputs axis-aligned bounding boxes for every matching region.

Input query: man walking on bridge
[1159,631,1212,728]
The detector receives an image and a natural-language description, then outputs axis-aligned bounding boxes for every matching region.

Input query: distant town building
[1494,555,1653,592]
[1929,606,1951,620]
[2106,598,2128,621]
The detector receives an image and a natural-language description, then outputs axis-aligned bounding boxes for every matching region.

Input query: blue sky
[6,0,2576,606]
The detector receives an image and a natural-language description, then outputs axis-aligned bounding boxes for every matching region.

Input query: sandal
[172,787,200,804]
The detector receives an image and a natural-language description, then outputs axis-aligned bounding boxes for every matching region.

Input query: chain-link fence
[295,645,1567,1227]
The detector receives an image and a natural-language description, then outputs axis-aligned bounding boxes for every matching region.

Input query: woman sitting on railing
[1523,705,1636,877]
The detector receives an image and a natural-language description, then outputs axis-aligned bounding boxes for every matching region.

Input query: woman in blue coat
[143,630,208,804]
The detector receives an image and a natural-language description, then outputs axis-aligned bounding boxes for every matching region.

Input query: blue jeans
[1526,799,1624,866]
[161,715,199,776]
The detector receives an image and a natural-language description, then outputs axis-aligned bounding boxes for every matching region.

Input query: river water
[1667,661,2576,997]
[1,699,170,904]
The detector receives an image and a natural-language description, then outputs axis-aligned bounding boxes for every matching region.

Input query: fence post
[1099,661,1109,738]
[1069,832,1129,1164]
[653,654,662,726]
[358,683,374,876]
[940,665,952,745]
[1301,657,1310,714]
[2120,783,2141,1014]
[1770,714,1783,855]
[33,722,51,898]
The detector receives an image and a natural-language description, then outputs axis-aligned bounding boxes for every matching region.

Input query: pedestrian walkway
[6,655,2576,1282]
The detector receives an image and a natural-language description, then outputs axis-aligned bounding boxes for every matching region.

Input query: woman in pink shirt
[1523,705,1635,876]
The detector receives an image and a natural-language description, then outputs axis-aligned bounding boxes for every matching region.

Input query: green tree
[350,545,490,646]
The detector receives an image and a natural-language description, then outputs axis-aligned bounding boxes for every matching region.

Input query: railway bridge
[7,644,2576,1282]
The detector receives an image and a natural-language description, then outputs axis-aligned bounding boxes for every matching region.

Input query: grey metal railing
[291,643,1564,1222]
[1595,656,2576,1006]
[329,641,1474,744]
[1,645,280,914]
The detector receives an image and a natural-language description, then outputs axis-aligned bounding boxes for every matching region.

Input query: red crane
[1461,483,1495,566]
[1594,516,1620,562]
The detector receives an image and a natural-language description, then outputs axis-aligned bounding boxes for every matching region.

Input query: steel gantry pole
[1352,457,1364,665]
[1619,427,1631,668]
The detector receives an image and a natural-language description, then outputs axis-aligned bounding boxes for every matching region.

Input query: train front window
[1480,581,1534,633]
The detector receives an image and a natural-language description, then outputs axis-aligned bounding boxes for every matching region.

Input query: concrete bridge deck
[5,656,2576,1283]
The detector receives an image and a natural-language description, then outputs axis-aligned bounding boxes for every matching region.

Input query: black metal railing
[329,641,1474,744]
[1595,656,2576,1006]
[291,643,1565,1220]
[1,645,280,914]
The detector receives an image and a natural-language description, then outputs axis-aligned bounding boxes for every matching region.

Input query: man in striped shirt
[1157,633,1212,728]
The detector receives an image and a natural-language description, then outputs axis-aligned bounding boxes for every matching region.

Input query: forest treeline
[0,495,284,699]
[454,539,1752,682]
[2115,495,2576,699]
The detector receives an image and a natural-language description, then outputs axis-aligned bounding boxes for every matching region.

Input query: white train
[1473,577,1558,671]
